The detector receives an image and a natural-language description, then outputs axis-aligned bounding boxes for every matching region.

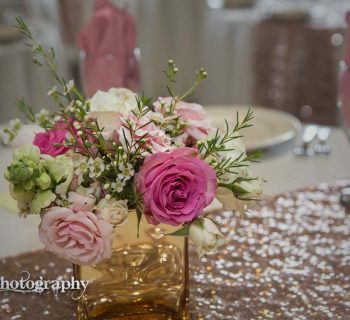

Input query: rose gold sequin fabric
[1,180,350,319]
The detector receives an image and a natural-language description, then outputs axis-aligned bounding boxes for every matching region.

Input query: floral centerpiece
[3,18,264,320]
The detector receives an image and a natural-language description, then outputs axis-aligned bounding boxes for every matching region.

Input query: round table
[0,180,349,319]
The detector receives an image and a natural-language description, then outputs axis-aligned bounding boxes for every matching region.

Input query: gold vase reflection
[74,210,189,320]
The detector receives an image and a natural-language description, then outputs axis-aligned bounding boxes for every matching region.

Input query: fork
[294,125,318,156]
[314,127,331,154]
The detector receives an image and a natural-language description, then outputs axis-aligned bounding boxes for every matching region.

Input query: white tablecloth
[0,126,349,258]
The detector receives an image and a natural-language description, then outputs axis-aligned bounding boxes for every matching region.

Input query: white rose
[189,218,226,257]
[90,88,138,114]
[95,198,128,226]
[216,187,247,213]
[237,178,264,200]
[216,176,264,212]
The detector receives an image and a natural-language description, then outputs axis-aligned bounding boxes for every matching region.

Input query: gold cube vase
[74,210,189,320]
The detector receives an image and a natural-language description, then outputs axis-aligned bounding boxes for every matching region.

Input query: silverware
[293,125,318,156]
[340,187,350,207]
[314,127,331,154]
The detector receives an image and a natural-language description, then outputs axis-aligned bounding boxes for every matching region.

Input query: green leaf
[244,150,263,163]
[16,98,35,122]
[136,204,143,238]
[167,224,190,237]
[218,182,248,198]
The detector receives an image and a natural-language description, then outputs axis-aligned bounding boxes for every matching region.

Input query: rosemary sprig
[197,108,262,182]
[15,17,85,108]
[198,108,254,160]
[15,98,35,122]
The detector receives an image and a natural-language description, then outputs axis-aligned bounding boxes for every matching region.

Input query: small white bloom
[95,198,128,226]
[111,180,125,193]
[189,218,226,257]
[166,124,175,131]
[47,86,57,96]
[9,118,21,130]
[74,156,89,177]
[54,115,62,122]
[37,109,50,117]
[88,157,105,178]
[150,112,163,123]
[117,163,134,181]
[64,80,75,95]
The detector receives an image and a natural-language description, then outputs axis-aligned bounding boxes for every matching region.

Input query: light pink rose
[68,191,95,212]
[136,147,217,226]
[154,97,215,142]
[118,112,171,155]
[33,129,69,156]
[39,207,113,265]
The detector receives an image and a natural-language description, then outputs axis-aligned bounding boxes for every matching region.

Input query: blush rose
[136,147,217,226]
[39,206,113,265]
[154,97,215,142]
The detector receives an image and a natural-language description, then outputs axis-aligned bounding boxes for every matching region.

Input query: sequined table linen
[1,180,349,319]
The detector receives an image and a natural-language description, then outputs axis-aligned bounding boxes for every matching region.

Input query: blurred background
[0,0,349,125]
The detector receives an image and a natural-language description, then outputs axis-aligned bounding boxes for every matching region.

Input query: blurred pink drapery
[340,12,350,130]
[78,0,139,97]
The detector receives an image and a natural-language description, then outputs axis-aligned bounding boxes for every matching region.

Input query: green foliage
[167,224,190,237]
[198,108,262,179]
[15,98,35,122]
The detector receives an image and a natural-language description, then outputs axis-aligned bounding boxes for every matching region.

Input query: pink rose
[154,97,215,142]
[118,113,171,155]
[136,147,217,226]
[39,207,113,265]
[68,191,96,212]
[33,129,69,156]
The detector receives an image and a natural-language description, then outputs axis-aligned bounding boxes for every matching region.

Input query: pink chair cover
[78,0,139,97]
[340,12,350,130]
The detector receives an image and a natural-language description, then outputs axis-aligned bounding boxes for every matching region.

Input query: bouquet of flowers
[3,18,264,266]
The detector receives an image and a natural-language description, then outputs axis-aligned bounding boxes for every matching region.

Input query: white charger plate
[205,105,302,152]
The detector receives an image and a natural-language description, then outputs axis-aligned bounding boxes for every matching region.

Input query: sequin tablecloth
[1,180,350,320]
